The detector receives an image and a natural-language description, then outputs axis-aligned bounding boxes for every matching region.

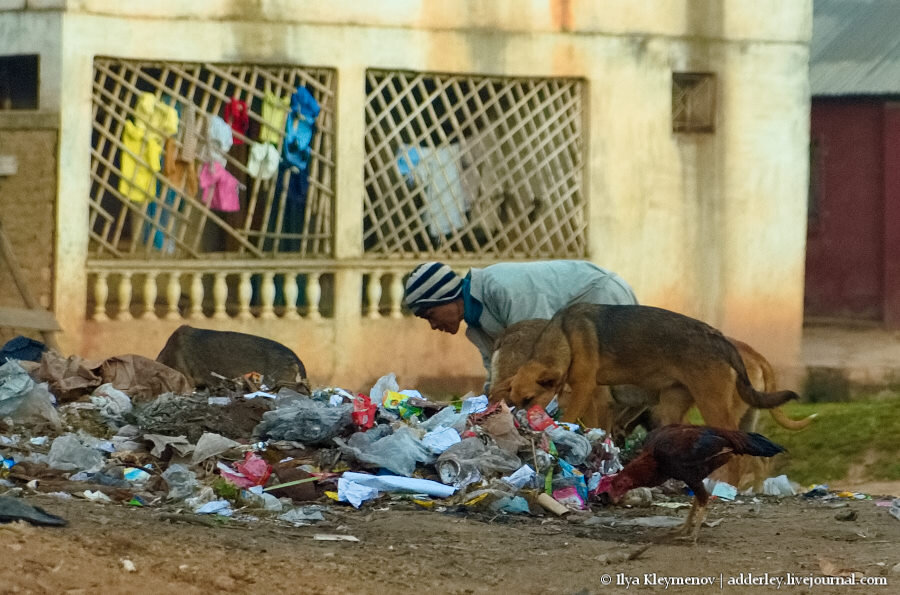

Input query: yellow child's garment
[259,91,289,144]
[135,92,179,143]
[119,121,163,202]
[119,93,179,202]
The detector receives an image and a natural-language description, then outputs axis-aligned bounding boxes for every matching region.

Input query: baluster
[389,271,404,319]
[259,272,276,319]
[237,272,253,320]
[283,273,300,320]
[306,273,322,320]
[366,271,383,319]
[212,272,228,320]
[189,273,205,319]
[92,272,109,322]
[116,272,133,321]
[165,272,182,320]
[141,271,158,320]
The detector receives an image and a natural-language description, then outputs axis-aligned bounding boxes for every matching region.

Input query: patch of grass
[686,398,900,486]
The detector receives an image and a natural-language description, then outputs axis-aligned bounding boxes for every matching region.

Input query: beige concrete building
[0,0,811,393]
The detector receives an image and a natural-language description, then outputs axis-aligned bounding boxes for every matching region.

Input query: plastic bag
[47,434,105,473]
[545,426,592,466]
[335,426,433,477]
[90,383,133,427]
[162,464,198,501]
[0,360,36,416]
[218,452,272,489]
[369,373,399,406]
[418,405,467,433]
[6,382,60,429]
[253,399,352,444]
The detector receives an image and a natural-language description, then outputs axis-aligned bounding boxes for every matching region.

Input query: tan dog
[504,304,801,451]
[490,319,811,437]
[490,318,814,488]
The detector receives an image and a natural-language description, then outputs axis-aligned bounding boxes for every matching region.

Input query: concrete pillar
[53,15,90,354]
[331,65,366,377]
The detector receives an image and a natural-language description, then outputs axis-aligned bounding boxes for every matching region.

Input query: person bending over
[403,260,637,393]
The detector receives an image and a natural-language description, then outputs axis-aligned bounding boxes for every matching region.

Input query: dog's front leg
[562,380,613,430]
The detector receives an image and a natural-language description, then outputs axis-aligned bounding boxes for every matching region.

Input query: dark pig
[156,325,309,393]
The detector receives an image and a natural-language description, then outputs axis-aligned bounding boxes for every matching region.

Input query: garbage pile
[3,356,899,530]
[1,355,630,524]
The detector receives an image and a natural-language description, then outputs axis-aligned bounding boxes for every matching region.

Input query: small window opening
[0,54,40,110]
[672,72,715,133]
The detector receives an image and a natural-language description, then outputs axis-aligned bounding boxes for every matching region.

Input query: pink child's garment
[198,162,240,212]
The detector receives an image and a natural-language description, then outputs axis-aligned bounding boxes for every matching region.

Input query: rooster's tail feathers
[733,431,786,458]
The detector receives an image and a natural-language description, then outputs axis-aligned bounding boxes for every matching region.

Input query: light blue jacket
[462,260,638,388]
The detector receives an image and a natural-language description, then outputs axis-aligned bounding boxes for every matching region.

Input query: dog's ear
[536,368,561,390]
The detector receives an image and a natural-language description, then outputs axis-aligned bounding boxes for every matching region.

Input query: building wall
[0,113,57,343]
[0,0,812,391]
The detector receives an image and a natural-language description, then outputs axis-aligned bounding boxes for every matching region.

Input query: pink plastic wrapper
[219,452,272,488]
[552,485,588,510]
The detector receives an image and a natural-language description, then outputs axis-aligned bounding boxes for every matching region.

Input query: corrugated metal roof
[811,0,900,95]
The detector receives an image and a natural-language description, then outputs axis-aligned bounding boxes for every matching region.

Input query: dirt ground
[2,484,899,595]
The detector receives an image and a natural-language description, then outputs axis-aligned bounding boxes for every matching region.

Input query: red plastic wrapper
[219,452,272,488]
[352,393,377,429]
[526,404,558,431]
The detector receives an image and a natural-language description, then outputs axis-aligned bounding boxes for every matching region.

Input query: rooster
[597,424,785,542]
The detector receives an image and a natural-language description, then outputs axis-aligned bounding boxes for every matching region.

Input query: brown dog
[505,304,800,442]
[157,325,310,393]
[490,319,811,434]
[491,319,812,433]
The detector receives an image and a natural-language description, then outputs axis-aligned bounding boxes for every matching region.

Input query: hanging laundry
[265,162,309,253]
[118,93,179,203]
[259,90,289,145]
[247,142,280,181]
[396,143,472,239]
[119,120,164,202]
[199,162,241,212]
[164,137,198,196]
[224,97,250,145]
[282,86,320,172]
[135,95,186,253]
[179,104,200,162]
[134,92,179,143]
[201,115,234,166]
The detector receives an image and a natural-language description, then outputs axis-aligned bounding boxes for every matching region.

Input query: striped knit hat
[404,262,463,315]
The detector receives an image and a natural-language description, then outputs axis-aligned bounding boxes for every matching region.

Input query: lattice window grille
[90,58,336,259]
[672,72,716,133]
[363,70,586,258]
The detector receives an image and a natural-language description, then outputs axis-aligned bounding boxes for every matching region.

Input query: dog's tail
[736,338,814,429]
[769,407,816,430]
[724,337,800,409]
[735,374,799,408]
